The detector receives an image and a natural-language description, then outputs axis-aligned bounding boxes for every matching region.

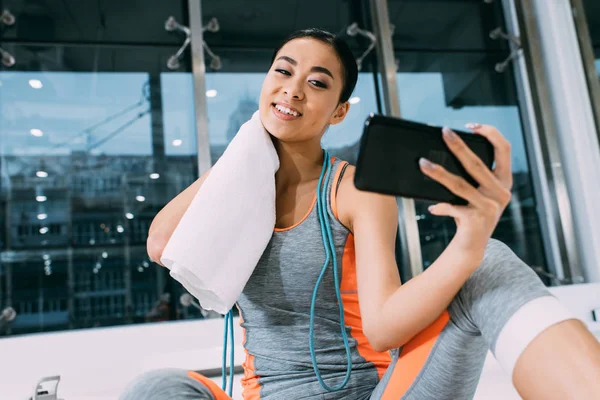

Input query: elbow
[364,318,411,353]
[363,319,393,353]
[367,335,393,353]
[367,337,388,353]
[147,233,168,266]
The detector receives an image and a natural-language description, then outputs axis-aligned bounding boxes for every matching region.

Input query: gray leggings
[120,240,557,399]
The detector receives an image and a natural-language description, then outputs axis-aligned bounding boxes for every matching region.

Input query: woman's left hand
[419,123,513,259]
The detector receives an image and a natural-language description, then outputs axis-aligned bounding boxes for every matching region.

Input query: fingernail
[428,205,435,213]
[419,158,435,169]
[442,127,457,141]
[466,123,481,129]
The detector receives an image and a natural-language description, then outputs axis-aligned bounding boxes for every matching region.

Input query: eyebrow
[276,56,335,80]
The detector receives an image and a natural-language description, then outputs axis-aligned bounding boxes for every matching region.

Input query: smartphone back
[354,114,495,205]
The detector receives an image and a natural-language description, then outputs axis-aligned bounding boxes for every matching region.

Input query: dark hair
[270,28,358,104]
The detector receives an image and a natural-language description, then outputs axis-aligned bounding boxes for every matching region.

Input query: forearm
[372,237,482,350]
[149,179,202,236]
[147,169,211,261]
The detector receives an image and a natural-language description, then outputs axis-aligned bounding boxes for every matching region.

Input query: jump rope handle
[221,310,235,397]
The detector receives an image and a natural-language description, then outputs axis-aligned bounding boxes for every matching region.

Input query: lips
[271,104,301,122]
[272,102,302,117]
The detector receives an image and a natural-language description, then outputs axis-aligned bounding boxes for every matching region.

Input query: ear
[329,102,350,125]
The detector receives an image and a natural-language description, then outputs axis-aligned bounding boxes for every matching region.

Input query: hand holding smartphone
[354,114,495,206]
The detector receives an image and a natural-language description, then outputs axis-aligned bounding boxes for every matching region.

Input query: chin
[259,110,289,139]
[264,122,295,142]
[259,104,318,143]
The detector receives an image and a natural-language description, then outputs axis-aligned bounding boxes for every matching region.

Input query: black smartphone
[354,114,495,206]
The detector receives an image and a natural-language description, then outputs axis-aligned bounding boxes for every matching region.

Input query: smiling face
[259,38,350,144]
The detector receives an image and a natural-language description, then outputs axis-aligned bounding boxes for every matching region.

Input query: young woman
[122,29,600,400]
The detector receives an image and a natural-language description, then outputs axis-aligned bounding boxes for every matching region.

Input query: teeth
[275,104,299,117]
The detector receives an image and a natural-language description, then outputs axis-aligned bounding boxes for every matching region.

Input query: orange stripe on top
[330,162,392,378]
[187,371,231,400]
[330,161,347,221]
[340,236,392,379]
[236,305,261,400]
[380,311,450,400]
[274,156,337,232]
[274,195,317,232]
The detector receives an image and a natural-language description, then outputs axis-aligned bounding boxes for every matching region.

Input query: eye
[275,69,291,76]
[309,80,327,89]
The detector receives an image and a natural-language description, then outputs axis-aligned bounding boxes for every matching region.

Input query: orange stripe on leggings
[187,371,232,400]
[381,311,450,400]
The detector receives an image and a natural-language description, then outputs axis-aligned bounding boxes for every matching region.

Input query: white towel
[160,111,279,314]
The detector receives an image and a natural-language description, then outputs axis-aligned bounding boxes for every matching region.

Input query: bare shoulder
[336,164,398,233]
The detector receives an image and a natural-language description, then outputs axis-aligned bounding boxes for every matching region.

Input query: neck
[273,137,325,185]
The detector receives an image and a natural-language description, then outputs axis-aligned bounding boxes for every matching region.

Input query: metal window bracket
[0,9,15,26]
[0,47,15,67]
[489,27,522,73]
[0,9,16,67]
[164,16,221,71]
[346,22,378,71]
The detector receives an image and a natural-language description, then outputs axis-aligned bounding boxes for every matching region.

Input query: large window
[0,1,204,335]
[389,1,547,271]
[0,0,557,338]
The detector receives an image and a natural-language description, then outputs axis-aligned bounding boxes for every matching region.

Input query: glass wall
[0,0,558,337]
[389,0,547,271]
[0,1,203,335]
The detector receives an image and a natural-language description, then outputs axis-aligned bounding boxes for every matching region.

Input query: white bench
[1,283,598,400]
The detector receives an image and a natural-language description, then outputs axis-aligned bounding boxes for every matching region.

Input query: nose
[283,78,305,101]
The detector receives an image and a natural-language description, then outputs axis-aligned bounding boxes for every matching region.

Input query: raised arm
[346,123,513,351]
[345,166,481,351]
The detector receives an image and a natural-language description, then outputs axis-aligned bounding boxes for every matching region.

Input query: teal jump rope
[221,150,353,395]
[221,310,235,396]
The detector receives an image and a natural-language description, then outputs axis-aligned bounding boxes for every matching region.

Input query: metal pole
[370,0,423,279]
[501,0,572,282]
[531,0,600,282]
[67,247,74,329]
[188,0,213,176]
[511,0,600,282]
[122,175,133,323]
[6,263,12,335]
[149,74,166,185]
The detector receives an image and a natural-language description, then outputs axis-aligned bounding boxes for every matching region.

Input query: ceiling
[0,0,516,107]
[0,0,508,67]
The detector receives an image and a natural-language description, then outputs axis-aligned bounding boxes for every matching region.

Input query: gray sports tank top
[236,158,392,400]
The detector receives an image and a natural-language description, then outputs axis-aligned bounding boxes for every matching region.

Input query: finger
[419,158,487,208]
[465,123,513,189]
[428,202,465,219]
[441,127,500,191]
